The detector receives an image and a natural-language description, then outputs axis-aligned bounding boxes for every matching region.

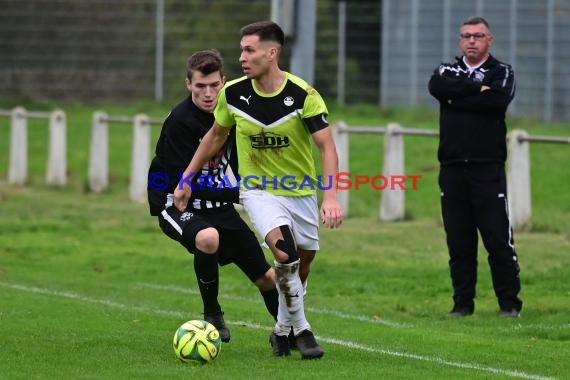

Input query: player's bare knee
[272,250,289,263]
[274,225,299,264]
[195,227,219,254]
[254,268,276,292]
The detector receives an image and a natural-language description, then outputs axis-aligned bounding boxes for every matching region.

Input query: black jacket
[428,54,515,165]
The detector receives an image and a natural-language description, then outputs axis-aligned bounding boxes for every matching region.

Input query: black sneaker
[499,308,520,318]
[288,327,298,350]
[269,332,291,357]
[204,311,231,342]
[295,330,324,359]
[448,305,474,317]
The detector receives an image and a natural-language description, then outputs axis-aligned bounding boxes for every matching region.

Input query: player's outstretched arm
[312,127,343,229]
[174,122,229,211]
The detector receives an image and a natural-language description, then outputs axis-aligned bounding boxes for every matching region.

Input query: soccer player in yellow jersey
[174,21,343,359]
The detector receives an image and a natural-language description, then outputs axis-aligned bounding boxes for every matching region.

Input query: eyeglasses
[460,32,487,40]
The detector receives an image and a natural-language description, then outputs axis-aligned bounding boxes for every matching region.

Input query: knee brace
[275,225,299,264]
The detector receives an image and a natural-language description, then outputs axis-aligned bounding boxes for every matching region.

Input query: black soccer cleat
[295,329,324,359]
[204,311,231,342]
[499,308,520,318]
[288,327,298,350]
[447,305,474,317]
[269,332,291,357]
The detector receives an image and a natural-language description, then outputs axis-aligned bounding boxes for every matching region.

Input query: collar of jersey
[251,71,289,97]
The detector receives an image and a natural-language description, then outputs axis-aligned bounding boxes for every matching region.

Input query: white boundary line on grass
[137,283,570,333]
[136,282,412,329]
[316,336,554,380]
[0,281,554,380]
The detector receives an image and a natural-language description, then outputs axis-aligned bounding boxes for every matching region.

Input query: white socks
[274,260,310,336]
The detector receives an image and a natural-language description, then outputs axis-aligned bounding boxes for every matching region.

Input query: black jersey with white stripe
[147,96,238,215]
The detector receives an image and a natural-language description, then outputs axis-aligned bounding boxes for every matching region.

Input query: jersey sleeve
[302,87,329,119]
[213,86,235,129]
[301,87,329,133]
[428,63,482,101]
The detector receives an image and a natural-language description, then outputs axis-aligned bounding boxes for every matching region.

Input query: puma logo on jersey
[240,95,252,105]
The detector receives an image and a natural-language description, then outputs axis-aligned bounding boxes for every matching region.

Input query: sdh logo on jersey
[250,131,290,149]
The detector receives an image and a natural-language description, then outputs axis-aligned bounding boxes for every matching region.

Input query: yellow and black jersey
[214,72,329,196]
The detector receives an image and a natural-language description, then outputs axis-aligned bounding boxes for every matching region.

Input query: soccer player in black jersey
[147,50,279,342]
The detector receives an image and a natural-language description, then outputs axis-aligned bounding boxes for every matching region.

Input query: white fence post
[129,114,150,202]
[379,122,405,221]
[46,109,67,186]
[507,129,531,231]
[89,111,109,192]
[8,106,27,185]
[332,121,349,215]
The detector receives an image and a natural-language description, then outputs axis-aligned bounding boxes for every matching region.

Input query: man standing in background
[428,16,522,318]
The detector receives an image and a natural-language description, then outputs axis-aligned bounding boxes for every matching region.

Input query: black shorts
[158,205,271,282]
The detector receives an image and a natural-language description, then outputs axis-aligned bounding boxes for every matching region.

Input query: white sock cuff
[274,259,300,268]
[274,323,291,336]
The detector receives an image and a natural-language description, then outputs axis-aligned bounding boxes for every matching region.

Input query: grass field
[0,103,569,379]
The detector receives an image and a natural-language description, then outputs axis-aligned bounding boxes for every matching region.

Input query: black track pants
[439,163,522,311]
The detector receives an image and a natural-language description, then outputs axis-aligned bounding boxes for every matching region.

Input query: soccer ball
[173,320,221,364]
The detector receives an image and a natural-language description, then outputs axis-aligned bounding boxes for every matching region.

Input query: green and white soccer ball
[173,320,221,364]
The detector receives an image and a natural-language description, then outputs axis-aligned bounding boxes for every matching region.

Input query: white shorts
[240,190,320,251]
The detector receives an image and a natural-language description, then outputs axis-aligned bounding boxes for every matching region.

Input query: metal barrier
[332,122,570,230]
[88,112,162,202]
[3,108,568,218]
[0,107,67,186]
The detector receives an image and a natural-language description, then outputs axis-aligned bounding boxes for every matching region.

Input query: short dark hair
[463,16,490,30]
[240,21,285,46]
[186,49,224,81]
